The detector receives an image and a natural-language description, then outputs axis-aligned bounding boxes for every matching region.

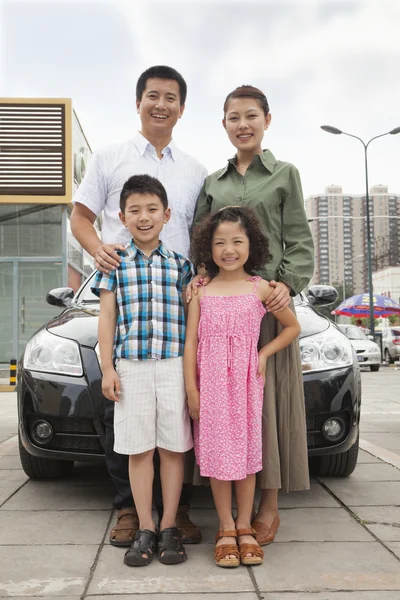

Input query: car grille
[26,414,103,454]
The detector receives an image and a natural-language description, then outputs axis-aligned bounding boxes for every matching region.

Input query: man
[71,65,207,548]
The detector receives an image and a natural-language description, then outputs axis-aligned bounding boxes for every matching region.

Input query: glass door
[0,262,15,363]
[18,262,63,358]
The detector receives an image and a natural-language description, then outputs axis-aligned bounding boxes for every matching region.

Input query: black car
[18,278,361,480]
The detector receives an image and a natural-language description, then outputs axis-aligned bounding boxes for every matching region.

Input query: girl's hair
[223,85,270,117]
[190,206,271,277]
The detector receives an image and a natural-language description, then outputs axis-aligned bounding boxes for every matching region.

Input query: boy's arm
[98,289,120,402]
[183,292,201,420]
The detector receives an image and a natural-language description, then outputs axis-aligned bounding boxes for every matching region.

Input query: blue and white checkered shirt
[91,240,194,360]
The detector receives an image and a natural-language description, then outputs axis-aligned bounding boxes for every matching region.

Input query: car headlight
[24,329,83,377]
[300,326,353,373]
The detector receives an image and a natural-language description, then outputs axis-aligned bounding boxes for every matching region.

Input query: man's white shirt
[73,131,207,258]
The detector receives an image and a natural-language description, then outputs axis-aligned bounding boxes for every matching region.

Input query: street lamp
[321,125,400,337]
[343,254,364,302]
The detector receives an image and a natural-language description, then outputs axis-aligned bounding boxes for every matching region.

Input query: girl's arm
[183,292,201,420]
[99,289,120,402]
[257,281,301,381]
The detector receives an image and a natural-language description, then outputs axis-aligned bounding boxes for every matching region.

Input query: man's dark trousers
[104,401,192,515]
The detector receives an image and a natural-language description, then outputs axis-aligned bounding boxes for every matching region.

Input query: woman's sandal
[237,528,264,566]
[124,528,157,567]
[158,527,187,565]
[214,529,240,568]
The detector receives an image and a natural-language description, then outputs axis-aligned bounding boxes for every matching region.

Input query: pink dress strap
[247,275,262,293]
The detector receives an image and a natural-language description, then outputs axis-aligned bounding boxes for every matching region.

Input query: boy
[92,174,194,567]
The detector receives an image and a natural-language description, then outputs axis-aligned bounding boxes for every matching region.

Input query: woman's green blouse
[193,149,314,295]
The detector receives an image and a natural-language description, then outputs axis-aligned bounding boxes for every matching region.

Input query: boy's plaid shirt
[91,240,194,360]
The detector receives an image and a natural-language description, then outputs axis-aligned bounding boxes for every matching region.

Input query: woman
[191,85,314,546]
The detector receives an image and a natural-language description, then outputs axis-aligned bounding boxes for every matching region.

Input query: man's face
[137,78,184,139]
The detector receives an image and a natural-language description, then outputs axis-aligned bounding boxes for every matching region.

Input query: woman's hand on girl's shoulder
[186,273,211,303]
[264,280,291,313]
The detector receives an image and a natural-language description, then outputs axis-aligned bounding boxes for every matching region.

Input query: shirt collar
[217,148,277,179]
[133,131,177,161]
[124,238,172,260]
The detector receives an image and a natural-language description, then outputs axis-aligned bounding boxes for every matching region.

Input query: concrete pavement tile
[253,541,400,591]
[1,480,113,510]
[365,523,400,542]
[0,510,111,545]
[0,545,97,596]
[357,449,383,463]
[262,593,400,600]
[318,480,400,506]
[386,542,400,559]
[88,544,255,595]
[346,463,400,481]
[0,455,23,469]
[0,480,29,507]
[351,506,400,525]
[0,436,19,456]
[0,597,81,600]
[361,419,400,434]
[361,433,400,451]
[278,483,340,508]
[276,508,371,542]
[0,470,28,484]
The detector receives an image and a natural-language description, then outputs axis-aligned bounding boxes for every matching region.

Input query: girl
[190,85,314,547]
[183,206,300,568]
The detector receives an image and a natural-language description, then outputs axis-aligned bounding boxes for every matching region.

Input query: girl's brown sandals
[214,529,240,568]
[237,527,264,566]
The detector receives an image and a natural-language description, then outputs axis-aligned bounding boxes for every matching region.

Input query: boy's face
[136,78,184,140]
[119,193,170,247]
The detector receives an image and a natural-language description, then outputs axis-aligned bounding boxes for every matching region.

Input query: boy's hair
[190,206,271,277]
[136,65,187,106]
[120,174,168,212]
[223,85,270,117]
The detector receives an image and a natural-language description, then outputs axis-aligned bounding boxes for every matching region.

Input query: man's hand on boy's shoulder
[95,243,126,274]
[101,366,121,402]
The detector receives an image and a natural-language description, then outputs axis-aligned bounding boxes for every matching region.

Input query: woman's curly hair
[190,206,271,277]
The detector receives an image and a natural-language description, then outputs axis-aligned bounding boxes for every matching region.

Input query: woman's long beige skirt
[258,304,310,492]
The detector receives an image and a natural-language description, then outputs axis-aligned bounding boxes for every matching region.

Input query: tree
[388,315,400,326]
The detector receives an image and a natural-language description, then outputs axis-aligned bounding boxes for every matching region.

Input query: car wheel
[370,364,380,372]
[310,436,359,478]
[18,435,74,479]
[384,349,394,365]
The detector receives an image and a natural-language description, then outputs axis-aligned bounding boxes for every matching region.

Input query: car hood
[46,304,99,348]
[347,339,380,352]
[45,299,330,349]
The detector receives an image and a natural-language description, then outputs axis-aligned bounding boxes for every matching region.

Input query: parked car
[18,278,361,481]
[337,324,381,371]
[382,326,400,364]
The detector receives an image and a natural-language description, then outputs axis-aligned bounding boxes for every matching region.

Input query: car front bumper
[356,353,381,366]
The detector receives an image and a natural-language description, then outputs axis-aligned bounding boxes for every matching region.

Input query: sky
[0,0,399,198]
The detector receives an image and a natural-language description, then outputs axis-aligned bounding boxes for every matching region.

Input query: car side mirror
[307,285,338,307]
[46,287,75,308]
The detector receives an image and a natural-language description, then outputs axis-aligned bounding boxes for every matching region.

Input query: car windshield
[340,325,368,340]
[74,272,99,304]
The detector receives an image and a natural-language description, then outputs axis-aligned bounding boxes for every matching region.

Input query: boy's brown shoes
[110,507,139,547]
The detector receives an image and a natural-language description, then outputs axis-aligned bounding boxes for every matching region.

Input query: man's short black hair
[136,65,187,106]
[120,174,168,212]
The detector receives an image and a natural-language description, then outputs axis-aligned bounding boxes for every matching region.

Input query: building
[372,266,400,306]
[306,185,400,297]
[0,98,92,366]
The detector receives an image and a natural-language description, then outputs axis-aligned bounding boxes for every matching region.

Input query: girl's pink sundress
[193,277,266,481]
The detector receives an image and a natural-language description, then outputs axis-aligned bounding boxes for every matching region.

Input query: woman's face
[223,97,271,154]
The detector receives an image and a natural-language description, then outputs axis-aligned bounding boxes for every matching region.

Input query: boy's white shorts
[113,357,193,455]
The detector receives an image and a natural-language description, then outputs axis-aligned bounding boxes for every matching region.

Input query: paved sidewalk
[1,377,400,599]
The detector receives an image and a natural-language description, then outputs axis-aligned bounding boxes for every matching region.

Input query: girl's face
[223,97,271,155]
[212,220,250,273]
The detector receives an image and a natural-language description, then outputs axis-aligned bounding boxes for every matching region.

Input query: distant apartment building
[305,185,400,297]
